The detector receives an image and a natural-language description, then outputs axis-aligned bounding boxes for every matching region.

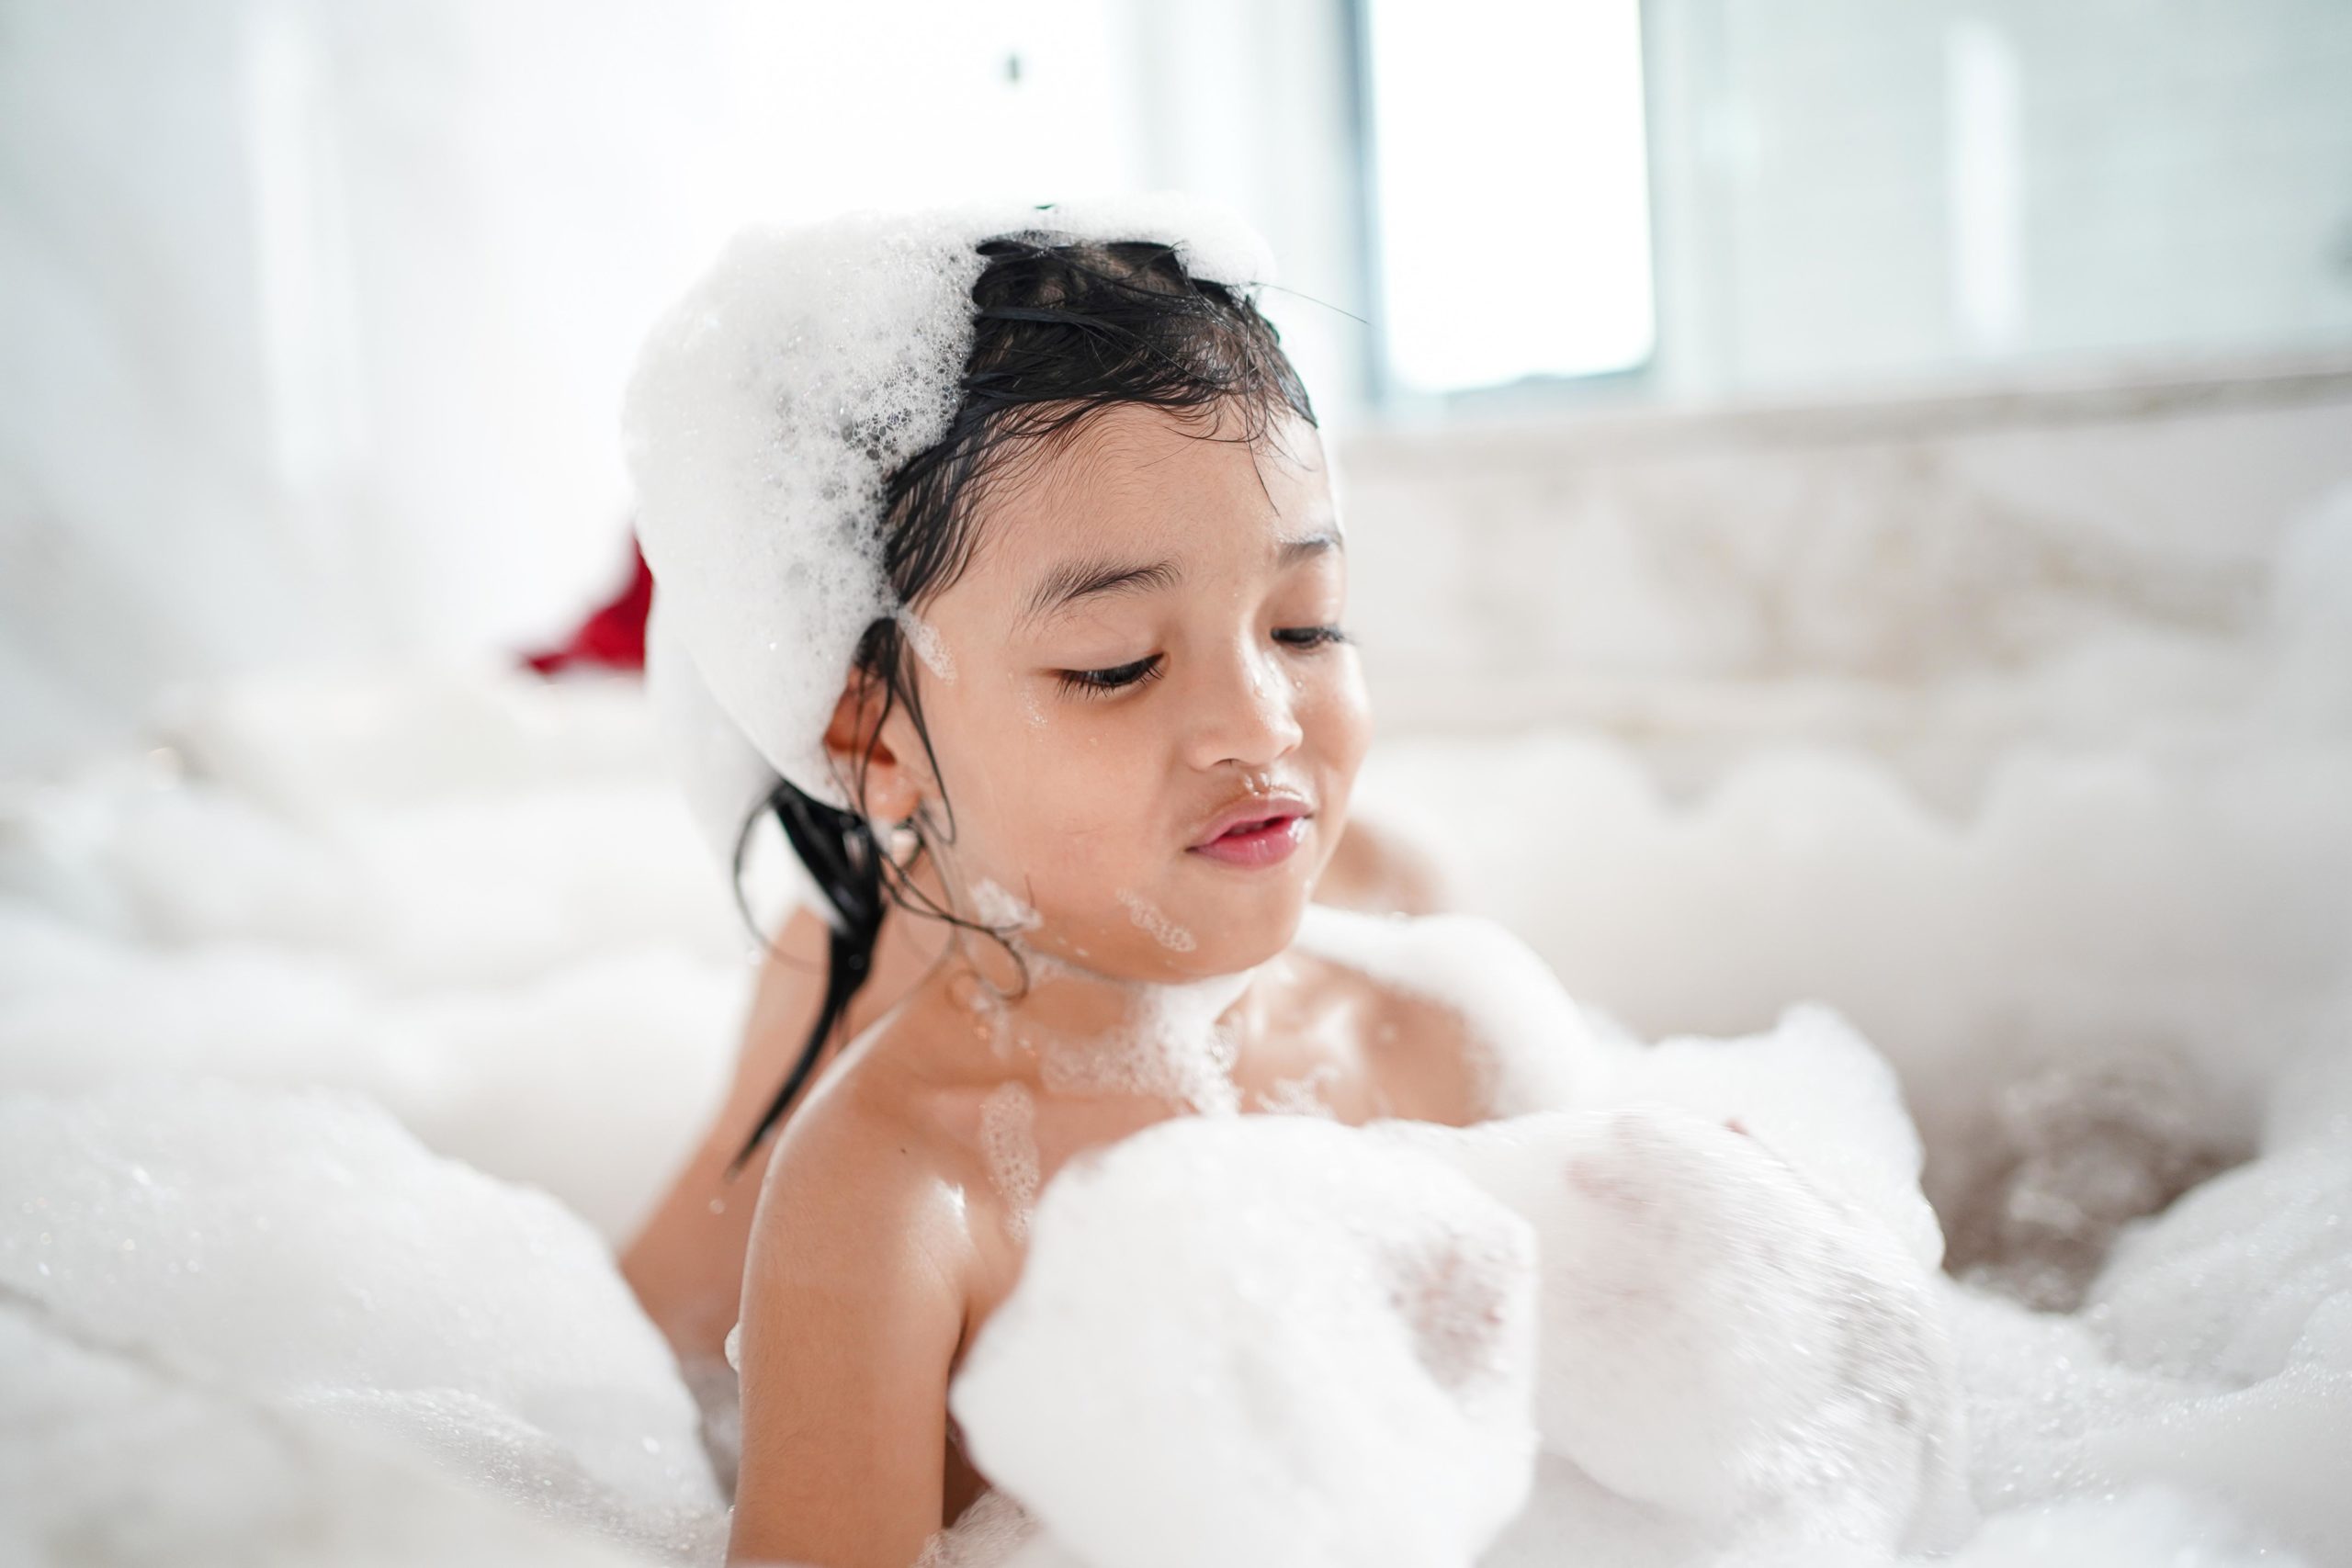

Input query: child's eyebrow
[1017,555,1182,630]
[1279,529,1344,564]
[1015,530,1344,631]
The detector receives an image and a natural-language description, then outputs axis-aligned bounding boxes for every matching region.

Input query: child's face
[869,400,1368,980]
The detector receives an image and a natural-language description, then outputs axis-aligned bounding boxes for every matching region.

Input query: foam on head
[626,196,1277,813]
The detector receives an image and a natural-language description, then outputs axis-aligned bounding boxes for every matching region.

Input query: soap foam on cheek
[971,876,1044,935]
[1115,889,1196,953]
[899,607,957,683]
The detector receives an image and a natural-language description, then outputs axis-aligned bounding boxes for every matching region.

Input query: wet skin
[676,405,1488,1568]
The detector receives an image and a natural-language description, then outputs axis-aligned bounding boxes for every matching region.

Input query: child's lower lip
[1187,814,1306,867]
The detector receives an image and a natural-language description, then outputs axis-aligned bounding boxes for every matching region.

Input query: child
[618,769,1449,1413]
[623,199,1511,1568]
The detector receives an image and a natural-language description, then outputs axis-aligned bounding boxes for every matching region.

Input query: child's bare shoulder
[746,1038,977,1291]
[1289,905,1606,1120]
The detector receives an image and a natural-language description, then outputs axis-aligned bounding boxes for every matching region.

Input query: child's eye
[1056,654,1165,696]
[1273,625,1350,649]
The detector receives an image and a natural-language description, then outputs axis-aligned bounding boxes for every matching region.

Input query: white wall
[1340,354,2352,803]
[0,0,1366,775]
[1641,0,2352,399]
[9,0,2348,779]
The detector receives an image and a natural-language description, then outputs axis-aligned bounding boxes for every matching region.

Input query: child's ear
[820,672,923,825]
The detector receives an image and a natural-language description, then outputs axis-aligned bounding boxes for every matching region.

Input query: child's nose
[1183,640,1304,771]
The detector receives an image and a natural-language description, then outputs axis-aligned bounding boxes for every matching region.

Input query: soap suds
[978,1081,1041,1241]
[1116,889,1197,953]
[1254,1062,1342,1119]
[1038,971,1250,1115]
[898,607,957,682]
[970,877,1042,935]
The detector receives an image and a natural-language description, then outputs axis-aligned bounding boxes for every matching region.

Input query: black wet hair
[726,226,1317,1172]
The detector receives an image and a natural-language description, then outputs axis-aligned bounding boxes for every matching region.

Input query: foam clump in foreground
[947,1112,1540,1568]
[0,1082,728,1566]
[942,1044,1974,1568]
[933,949,2347,1568]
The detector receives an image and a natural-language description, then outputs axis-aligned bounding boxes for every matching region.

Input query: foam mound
[1,595,2346,1564]
[942,1019,1973,1568]
[0,1081,728,1565]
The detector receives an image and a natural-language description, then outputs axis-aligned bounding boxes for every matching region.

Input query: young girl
[623,201,1516,1568]
[619,785,1448,1398]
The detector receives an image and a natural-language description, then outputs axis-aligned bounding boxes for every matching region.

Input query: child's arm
[625,887,954,1368]
[727,1097,971,1568]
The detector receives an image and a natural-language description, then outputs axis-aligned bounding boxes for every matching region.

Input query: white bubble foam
[1035,970,1250,1116]
[0,1082,728,1562]
[952,1099,1973,1566]
[899,607,957,683]
[978,1081,1041,1243]
[6,488,2349,1568]
[1114,889,1196,953]
[1252,1062,1341,1119]
[948,1113,1537,1568]
[1291,903,1616,1119]
[970,877,1042,935]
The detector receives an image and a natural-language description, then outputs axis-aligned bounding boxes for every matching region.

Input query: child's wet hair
[729,232,1317,1171]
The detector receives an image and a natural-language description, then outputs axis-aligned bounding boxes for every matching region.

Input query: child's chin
[1182,896,1310,974]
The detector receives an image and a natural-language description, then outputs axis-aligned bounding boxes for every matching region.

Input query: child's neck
[943,889,1263,1116]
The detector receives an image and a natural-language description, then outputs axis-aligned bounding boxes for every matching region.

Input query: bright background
[6,0,2349,773]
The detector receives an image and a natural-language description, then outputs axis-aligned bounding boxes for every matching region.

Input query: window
[1359,0,1657,397]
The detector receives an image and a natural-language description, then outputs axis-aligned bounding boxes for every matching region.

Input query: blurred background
[4,0,2350,1286]
[6,0,2350,767]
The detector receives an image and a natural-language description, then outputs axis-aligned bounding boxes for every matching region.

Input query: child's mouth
[1187,813,1307,868]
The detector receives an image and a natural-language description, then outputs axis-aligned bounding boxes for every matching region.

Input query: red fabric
[525,540,653,675]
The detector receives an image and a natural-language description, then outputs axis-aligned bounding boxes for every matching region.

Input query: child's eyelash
[1053,627,1348,698]
[1056,655,1165,696]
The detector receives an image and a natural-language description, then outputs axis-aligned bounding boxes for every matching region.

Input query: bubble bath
[3,498,2349,1562]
